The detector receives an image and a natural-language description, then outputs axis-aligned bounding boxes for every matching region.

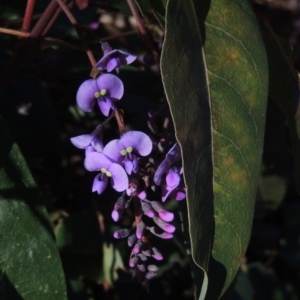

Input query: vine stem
[126,0,159,64]
[56,0,96,68]
[0,27,28,37]
[115,109,125,136]
[22,0,36,32]
[41,0,68,37]
[0,27,137,52]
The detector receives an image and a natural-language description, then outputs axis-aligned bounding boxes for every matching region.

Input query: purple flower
[95,42,137,74]
[161,167,186,202]
[76,74,124,116]
[103,131,152,175]
[70,124,104,155]
[154,143,181,185]
[84,152,128,194]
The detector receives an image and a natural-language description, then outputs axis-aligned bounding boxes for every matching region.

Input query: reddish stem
[22,0,36,32]
[115,109,125,136]
[41,0,68,36]
[56,0,96,68]
[0,0,60,93]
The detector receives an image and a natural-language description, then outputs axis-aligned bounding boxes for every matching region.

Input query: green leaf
[161,0,268,299]
[0,116,67,300]
[259,20,300,194]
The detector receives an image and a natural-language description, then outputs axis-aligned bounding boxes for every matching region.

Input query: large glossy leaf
[161,0,268,298]
[0,116,67,300]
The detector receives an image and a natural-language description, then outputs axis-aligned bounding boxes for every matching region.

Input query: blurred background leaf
[0,116,67,300]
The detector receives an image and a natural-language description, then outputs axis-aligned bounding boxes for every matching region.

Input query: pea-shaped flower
[70,124,104,155]
[84,152,128,194]
[161,167,186,202]
[76,74,124,116]
[154,143,181,185]
[103,131,152,175]
[95,42,136,74]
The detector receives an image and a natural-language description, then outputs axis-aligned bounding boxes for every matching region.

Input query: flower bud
[145,272,156,280]
[152,247,163,260]
[142,249,151,257]
[128,234,137,247]
[129,256,139,267]
[112,195,126,222]
[133,240,143,254]
[138,253,147,261]
[138,190,146,200]
[136,221,146,239]
[137,264,146,272]
[113,228,130,239]
[150,201,174,222]
[153,217,175,233]
[149,227,173,239]
[141,202,155,218]
[147,264,159,272]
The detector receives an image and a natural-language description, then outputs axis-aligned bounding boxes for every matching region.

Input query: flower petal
[101,42,113,55]
[70,134,94,149]
[171,189,186,201]
[95,49,118,70]
[106,57,119,72]
[120,131,152,156]
[161,184,176,202]
[96,74,124,99]
[91,136,104,152]
[166,169,180,188]
[84,152,112,171]
[97,97,114,116]
[154,143,181,185]
[102,139,123,163]
[92,173,108,194]
[154,159,169,186]
[118,50,137,65]
[124,159,133,175]
[107,163,128,192]
[166,143,181,162]
[85,145,96,155]
[76,79,98,112]
[132,155,139,173]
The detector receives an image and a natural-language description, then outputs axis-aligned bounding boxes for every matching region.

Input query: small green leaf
[161,0,268,298]
[0,116,67,300]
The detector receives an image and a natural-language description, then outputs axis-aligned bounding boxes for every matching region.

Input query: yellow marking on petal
[100,89,107,96]
[94,91,101,98]
[126,146,133,153]
[120,149,127,156]
[106,171,112,177]
[101,167,107,173]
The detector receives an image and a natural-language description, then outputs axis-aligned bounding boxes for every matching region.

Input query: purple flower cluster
[71,43,186,285]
